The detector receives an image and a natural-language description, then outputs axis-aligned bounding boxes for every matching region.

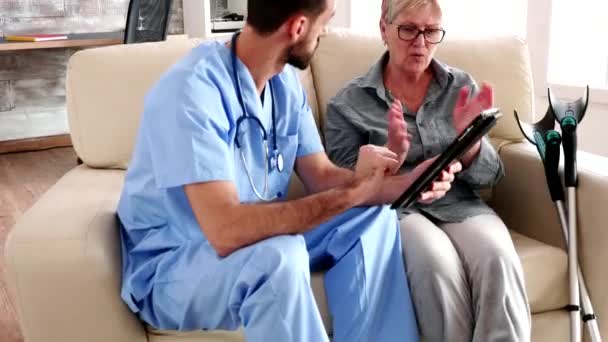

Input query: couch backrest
[67,37,320,169]
[311,29,534,142]
[67,39,197,169]
[67,30,534,169]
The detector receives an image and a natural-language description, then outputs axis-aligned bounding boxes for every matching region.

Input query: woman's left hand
[386,99,412,174]
[453,82,494,134]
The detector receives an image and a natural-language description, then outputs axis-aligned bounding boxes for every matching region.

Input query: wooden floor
[0,147,77,342]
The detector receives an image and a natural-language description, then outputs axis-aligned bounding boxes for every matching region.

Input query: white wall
[350,0,382,35]
[330,0,382,35]
[330,0,351,28]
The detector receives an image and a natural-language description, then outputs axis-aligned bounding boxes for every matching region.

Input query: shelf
[0,134,72,154]
[0,32,124,52]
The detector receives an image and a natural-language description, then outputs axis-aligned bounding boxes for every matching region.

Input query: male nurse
[117,0,465,341]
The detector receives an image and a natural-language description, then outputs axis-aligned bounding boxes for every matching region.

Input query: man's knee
[251,235,310,282]
[354,205,399,233]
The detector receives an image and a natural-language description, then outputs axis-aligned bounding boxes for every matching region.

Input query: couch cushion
[147,329,244,342]
[5,166,147,342]
[67,39,319,170]
[146,229,567,340]
[310,29,534,142]
[510,231,568,313]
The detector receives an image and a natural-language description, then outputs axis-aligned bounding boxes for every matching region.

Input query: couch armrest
[4,166,146,342]
[493,142,608,337]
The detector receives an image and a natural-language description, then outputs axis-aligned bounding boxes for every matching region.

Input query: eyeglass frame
[391,24,446,44]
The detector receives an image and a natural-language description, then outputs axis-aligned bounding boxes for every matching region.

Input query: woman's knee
[480,245,524,279]
[400,217,466,284]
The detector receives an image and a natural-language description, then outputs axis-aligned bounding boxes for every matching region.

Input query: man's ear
[286,15,309,43]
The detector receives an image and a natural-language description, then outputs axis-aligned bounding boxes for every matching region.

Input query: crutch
[549,87,602,342]
[514,108,581,342]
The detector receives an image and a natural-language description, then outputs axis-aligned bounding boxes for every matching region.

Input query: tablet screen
[391,109,502,210]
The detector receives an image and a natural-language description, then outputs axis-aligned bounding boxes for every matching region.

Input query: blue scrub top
[117,40,324,313]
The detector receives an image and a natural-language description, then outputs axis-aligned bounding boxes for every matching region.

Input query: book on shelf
[4,34,68,42]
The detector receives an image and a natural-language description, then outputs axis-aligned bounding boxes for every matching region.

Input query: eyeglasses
[394,25,446,44]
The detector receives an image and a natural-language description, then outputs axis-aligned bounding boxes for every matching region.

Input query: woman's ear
[379,19,388,46]
[380,0,389,45]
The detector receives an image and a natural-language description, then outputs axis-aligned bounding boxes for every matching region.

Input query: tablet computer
[391,108,502,210]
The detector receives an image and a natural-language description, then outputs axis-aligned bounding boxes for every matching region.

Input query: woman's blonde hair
[381,0,442,23]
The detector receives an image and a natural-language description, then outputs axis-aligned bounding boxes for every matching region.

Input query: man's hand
[453,82,494,135]
[352,145,400,205]
[386,99,411,174]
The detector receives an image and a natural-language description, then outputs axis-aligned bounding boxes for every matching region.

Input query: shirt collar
[358,52,390,103]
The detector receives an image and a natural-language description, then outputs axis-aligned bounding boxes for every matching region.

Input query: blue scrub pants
[138,206,419,342]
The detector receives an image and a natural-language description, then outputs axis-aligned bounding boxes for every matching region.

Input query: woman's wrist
[461,141,482,167]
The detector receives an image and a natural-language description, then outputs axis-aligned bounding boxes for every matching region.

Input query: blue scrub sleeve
[146,76,233,189]
[296,84,324,157]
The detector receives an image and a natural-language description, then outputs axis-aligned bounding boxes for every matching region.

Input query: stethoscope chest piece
[270,150,284,173]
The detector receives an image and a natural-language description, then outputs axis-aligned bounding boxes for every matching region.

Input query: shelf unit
[0,32,124,151]
[183,0,246,39]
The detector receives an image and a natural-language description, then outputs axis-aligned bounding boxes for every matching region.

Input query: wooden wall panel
[0,50,69,80]
[0,53,19,76]
[0,0,65,18]
[0,81,15,112]
[3,15,127,35]
[65,0,129,17]
[12,78,66,115]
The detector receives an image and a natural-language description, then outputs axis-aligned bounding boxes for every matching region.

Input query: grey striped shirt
[324,52,504,222]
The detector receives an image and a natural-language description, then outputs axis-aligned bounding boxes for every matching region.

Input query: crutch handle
[561,116,578,187]
[548,86,588,187]
[543,131,565,202]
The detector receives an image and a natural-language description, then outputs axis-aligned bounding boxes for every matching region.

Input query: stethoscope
[231,32,284,201]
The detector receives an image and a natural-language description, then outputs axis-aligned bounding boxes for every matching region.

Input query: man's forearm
[313,164,407,206]
[305,164,355,194]
[367,173,409,205]
[211,182,360,256]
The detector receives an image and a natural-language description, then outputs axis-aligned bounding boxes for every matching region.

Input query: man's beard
[286,37,321,70]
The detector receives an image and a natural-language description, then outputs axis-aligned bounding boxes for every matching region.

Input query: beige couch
[5,30,607,342]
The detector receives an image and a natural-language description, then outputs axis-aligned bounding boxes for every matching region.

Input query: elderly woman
[324,0,531,341]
